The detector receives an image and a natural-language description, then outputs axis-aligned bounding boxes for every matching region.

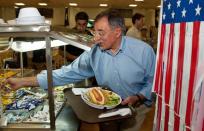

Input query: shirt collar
[120,36,126,52]
[105,36,126,55]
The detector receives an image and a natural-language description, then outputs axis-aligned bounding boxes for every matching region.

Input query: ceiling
[0,0,161,9]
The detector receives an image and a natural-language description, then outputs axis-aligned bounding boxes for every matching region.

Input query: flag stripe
[154,24,166,93]
[179,22,193,128]
[167,23,180,131]
[164,24,174,131]
[193,22,204,131]
[174,22,186,113]
[164,24,174,104]
[185,21,200,129]
[202,120,204,131]
[155,24,166,131]
[173,22,186,131]
[164,105,170,131]
[157,96,163,130]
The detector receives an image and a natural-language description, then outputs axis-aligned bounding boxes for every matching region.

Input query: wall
[0,7,16,21]
[52,8,65,26]
[0,7,156,28]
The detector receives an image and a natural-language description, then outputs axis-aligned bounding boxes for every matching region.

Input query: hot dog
[89,87,105,105]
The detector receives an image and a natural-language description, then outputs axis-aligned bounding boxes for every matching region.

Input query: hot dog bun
[89,87,105,105]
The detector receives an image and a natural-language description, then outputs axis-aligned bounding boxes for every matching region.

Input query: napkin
[98,108,132,118]
[72,88,87,95]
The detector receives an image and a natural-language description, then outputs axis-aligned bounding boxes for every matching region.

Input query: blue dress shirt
[37,36,156,105]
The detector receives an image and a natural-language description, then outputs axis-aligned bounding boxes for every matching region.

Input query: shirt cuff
[139,89,152,101]
[37,70,48,89]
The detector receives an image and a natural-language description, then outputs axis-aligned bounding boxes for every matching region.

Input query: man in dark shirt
[60,11,91,62]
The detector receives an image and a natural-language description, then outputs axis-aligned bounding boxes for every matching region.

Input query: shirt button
[117,83,119,86]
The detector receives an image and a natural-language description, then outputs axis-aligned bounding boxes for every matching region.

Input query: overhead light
[15,3,25,6]
[99,4,108,7]
[134,0,144,1]
[14,6,19,9]
[157,5,161,8]
[129,4,137,7]
[38,3,47,6]
[69,3,78,6]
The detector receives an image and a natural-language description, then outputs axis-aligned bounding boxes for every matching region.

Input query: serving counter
[0,24,92,130]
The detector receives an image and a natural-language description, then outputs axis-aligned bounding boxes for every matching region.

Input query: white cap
[16,7,46,25]
[18,7,41,18]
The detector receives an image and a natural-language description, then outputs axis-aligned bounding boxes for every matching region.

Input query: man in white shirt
[126,13,144,40]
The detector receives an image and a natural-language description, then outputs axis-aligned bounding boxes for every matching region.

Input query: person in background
[59,11,91,62]
[4,9,156,131]
[72,11,92,35]
[141,26,149,42]
[32,49,46,70]
[149,26,158,52]
[140,25,153,47]
[126,13,144,40]
[4,52,28,68]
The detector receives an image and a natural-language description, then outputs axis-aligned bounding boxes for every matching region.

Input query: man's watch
[135,94,143,102]
[134,94,146,107]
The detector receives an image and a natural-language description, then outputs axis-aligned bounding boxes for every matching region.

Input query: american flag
[153,0,204,131]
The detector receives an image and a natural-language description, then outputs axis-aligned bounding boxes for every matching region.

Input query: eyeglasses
[90,29,114,38]
[90,30,105,37]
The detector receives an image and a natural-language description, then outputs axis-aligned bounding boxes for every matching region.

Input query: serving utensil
[23,89,46,99]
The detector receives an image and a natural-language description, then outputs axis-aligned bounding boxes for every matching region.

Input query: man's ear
[114,27,122,37]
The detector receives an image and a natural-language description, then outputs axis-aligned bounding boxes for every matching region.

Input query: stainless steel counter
[0,24,50,33]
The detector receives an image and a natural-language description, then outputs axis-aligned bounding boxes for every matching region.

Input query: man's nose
[93,34,101,42]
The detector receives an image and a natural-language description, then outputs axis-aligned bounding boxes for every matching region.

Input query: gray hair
[94,9,126,35]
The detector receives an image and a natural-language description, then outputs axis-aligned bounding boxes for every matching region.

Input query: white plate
[81,88,122,109]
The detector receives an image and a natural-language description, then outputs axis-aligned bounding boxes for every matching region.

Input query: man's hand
[121,94,145,107]
[121,95,139,106]
[5,78,24,90]
[5,77,39,91]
